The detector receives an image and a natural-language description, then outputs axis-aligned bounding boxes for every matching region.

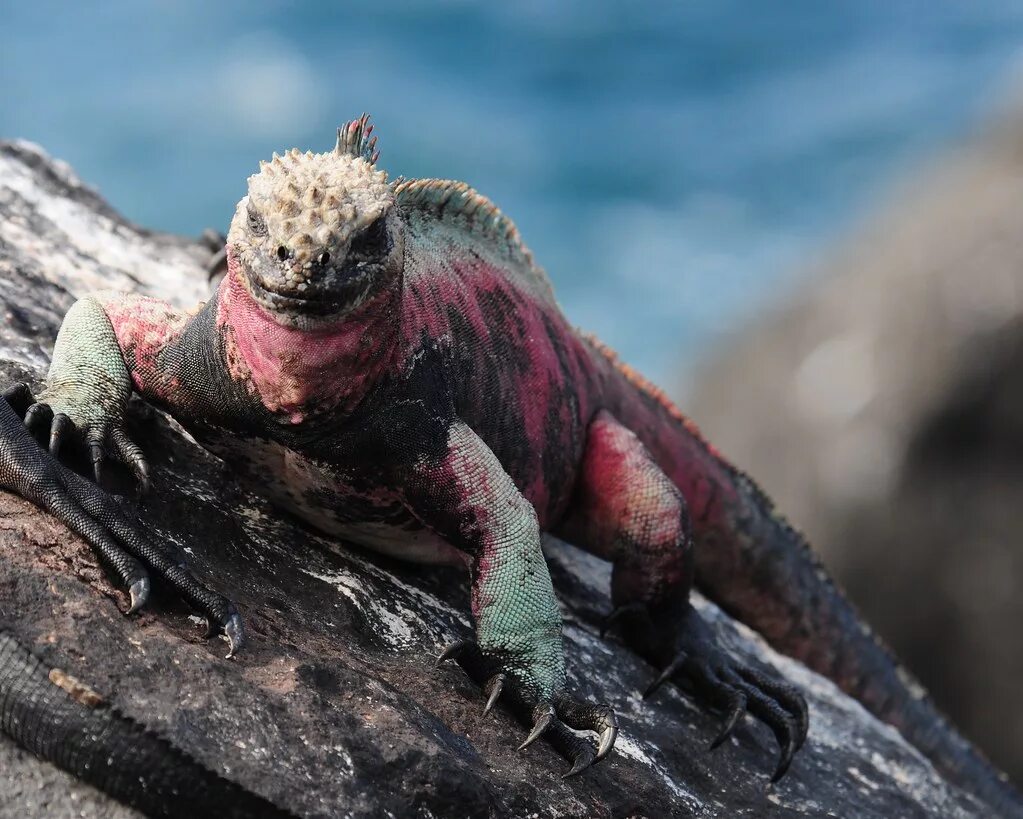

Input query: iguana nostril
[318,251,330,266]
[276,245,289,262]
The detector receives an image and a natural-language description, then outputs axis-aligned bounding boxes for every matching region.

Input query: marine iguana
[0,115,1018,813]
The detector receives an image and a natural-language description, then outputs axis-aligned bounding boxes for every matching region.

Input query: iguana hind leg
[557,409,808,780]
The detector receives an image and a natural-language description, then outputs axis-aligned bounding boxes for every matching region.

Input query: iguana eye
[349,217,389,258]
[247,207,267,237]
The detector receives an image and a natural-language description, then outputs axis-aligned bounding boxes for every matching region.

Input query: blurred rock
[686,101,1023,787]
[0,140,995,818]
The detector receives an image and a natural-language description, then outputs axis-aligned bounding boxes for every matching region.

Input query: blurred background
[2,0,1022,786]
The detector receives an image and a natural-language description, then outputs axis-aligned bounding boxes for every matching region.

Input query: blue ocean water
[3,2,1023,384]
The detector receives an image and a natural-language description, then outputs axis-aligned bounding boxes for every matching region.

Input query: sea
[4,1,1023,385]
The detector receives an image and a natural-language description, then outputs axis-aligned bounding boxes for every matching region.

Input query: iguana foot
[1,390,243,656]
[436,638,618,777]
[6,382,150,495]
[618,603,808,782]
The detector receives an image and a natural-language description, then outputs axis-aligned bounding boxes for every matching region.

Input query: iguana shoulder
[393,177,557,305]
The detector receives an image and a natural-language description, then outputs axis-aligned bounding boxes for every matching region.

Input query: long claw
[771,736,796,783]
[643,651,687,699]
[435,640,468,667]
[482,674,505,717]
[110,427,150,496]
[135,472,151,506]
[562,750,596,779]
[596,720,619,761]
[709,691,747,750]
[224,612,244,659]
[127,577,151,615]
[49,413,73,457]
[89,439,105,485]
[518,704,554,751]
[735,665,809,751]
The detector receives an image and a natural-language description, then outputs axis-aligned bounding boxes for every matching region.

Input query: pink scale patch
[104,297,192,400]
[217,250,397,418]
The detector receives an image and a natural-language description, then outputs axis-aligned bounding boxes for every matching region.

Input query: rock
[0,140,989,818]
[685,104,1023,787]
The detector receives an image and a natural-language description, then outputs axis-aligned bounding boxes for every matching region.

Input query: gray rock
[0,140,989,818]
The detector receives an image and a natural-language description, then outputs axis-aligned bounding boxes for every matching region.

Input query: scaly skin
[0,115,1019,814]
[0,626,293,819]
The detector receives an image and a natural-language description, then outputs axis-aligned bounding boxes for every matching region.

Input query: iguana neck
[217,250,399,424]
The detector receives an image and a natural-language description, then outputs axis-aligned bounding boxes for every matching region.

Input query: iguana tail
[592,340,1023,816]
[0,629,295,819]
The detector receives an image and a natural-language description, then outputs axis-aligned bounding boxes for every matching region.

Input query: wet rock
[0,140,989,818]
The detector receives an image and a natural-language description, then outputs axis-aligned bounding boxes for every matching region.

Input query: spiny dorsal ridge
[336,113,380,165]
[393,177,534,267]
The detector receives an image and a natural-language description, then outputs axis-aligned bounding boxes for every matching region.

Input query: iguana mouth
[245,274,344,316]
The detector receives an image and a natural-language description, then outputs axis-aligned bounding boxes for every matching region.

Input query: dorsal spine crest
[393,178,536,269]
[336,113,380,165]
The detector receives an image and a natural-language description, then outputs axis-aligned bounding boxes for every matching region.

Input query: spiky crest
[392,178,538,270]
[335,113,380,165]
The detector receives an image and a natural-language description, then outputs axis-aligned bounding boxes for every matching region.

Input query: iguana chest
[193,427,466,567]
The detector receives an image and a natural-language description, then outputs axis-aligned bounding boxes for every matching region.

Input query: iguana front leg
[404,420,618,776]
[3,294,242,651]
[19,293,191,488]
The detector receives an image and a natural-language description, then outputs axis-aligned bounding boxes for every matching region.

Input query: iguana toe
[642,617,809,782]
[436,636,619,776]
[1,382,33,412]
[23,401,53,435]
[49,412,74,458]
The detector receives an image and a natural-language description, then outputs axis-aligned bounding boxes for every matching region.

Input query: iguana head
[227,115,402,326]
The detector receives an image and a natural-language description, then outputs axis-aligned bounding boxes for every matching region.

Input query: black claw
[562,750,596,779]
[735,666,809,751]
[127,577,151,615]
[771,737,796,783]
[49,414,73,457]
[482,674,504,717]
[136,464,151,497]
[224,613,244,659]
[518,704,555,751]
[24,402,53,434]
[89,440,105,485]
[599,601,647,638]
[596,719,619,761]
[2,383,33,413]
[709,691,747,750]
[643,651,687,699]
[436,640,468,667]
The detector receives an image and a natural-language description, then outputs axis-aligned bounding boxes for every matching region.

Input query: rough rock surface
[0,140,989,818]
[685,104,1023,787]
